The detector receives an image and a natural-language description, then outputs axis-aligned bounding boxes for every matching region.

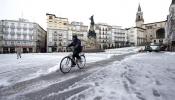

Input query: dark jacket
[68,38,82,51]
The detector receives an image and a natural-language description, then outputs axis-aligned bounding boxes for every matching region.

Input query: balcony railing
[16,32,21,35]
[5,25,9,28]
[23,27,27,30]
[10,31,15,35]
[10,25,15,29]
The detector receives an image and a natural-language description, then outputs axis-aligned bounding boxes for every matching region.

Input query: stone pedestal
[84,37,103,52]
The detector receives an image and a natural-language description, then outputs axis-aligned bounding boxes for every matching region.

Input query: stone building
[127,4,167,46]
[166,0,175,51]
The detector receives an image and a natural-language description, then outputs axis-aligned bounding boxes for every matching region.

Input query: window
[10,23,15,29]
[29,36,32,40]
[11,41,14,45]
[49,16,53,19]
[54,31,57,36]
[23,24,27,31]
[23,35,27,40]
[154,40,156,43]
[17,34,21,40]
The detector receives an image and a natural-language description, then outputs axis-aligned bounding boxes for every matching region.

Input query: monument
[84,15,102,52]
[88,15,96,39]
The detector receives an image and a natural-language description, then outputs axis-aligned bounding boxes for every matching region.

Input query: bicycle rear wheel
[60,56,72,73]
[77,55,86,69]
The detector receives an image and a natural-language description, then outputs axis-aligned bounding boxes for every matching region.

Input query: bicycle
[60,49,86,74]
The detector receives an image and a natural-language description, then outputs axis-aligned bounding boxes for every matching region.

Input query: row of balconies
[53,38,62,41]
[48,42,67,47]
[3,41,34,46]
[114,36,125,38]
[114,39,125,42]
[3,37,33,41]
[4,30,33,35]
[6,25,33,30]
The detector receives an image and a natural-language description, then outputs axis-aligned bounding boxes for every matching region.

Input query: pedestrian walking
[16,46,22,59]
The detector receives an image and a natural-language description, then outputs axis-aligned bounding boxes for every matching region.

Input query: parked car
[144,45,152,52]
[144,44,161,52]
[150,44,161,52]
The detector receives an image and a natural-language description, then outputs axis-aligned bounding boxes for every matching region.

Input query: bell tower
[136,4,144,27]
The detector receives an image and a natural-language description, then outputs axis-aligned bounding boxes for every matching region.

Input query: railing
[16,32,21,35]
[23,27,27,30]
[17,26,21,30]
[10,25,15,29]
[10,31,15,35]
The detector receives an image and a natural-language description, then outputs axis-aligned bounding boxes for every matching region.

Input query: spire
[138,3,141,11]
[172,0,175,5]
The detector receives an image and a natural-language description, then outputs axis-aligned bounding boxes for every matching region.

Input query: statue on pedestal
[86,15,97,49]
[88,15,96,39]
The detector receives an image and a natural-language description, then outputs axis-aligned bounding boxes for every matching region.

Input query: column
[0,47,2,54]
[8,48,10,53]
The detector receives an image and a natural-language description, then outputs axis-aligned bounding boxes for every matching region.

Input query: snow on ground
[67,52,175,100]
[0,47,140,87]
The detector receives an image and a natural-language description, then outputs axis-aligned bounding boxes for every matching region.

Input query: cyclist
[67,34,82,67]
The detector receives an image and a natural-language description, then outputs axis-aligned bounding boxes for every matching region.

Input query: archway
[156,28,165,39]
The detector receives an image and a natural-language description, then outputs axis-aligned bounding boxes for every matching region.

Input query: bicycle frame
[68,52,84,65]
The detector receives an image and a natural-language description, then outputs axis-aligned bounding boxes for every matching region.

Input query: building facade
[143,21,167,45]
[95,23,112,49]
[126,27,145,46]
[46,13,69,52]
[0,19,46,53]
[111,26,127,48]
[46,14,89,52]
[0,21,3,53]
[166,0,175,51]
[69,22,88,50]
[127,4,167,46]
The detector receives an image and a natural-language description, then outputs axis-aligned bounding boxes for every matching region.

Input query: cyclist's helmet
[72,34,77,39]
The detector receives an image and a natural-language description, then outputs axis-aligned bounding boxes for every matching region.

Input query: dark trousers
[72,50,81,65]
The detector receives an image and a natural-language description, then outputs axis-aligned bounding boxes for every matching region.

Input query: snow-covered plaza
[0,47,175,100]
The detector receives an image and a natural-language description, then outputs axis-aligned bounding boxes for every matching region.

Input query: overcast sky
[0,0,172,29]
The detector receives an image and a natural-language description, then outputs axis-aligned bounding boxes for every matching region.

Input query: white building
[0,19,46,53]
[46,13,69,52]
[127,27,145,46]
[111,26,127,48]
[95,23,112,49]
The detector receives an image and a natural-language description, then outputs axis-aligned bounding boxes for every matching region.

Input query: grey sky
[0,0,172,29]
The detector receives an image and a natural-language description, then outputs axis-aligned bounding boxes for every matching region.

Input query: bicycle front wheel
[60,56,72,73]
[77,55,86,69]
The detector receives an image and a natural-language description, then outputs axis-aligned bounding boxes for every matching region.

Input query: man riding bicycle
[67,34,82,67]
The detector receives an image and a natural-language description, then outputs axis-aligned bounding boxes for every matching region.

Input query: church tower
[136,4,144,27]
